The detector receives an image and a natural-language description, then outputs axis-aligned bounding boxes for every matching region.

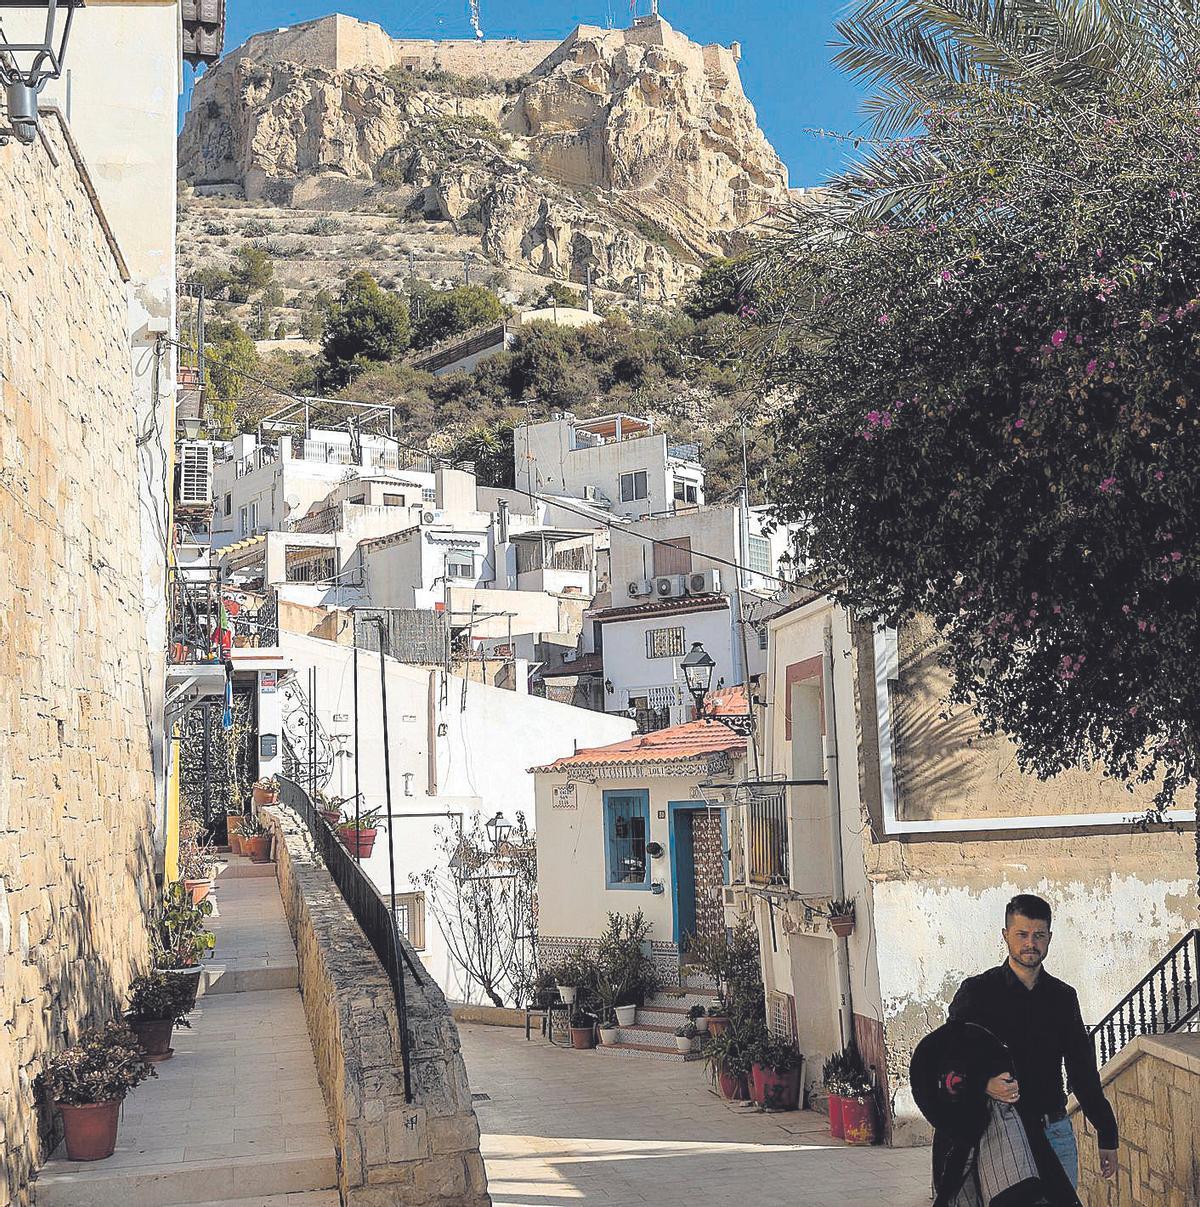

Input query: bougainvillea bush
[760,87,1200,856]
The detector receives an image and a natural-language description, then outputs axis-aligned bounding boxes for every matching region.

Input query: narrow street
[460,1025,930,1207]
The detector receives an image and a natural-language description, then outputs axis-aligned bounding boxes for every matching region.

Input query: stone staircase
[595,969,719,1063]
[34,858,339,1207]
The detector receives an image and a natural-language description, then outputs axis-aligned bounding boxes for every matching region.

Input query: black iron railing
[1090,929,1200,1067]
[747,786,789,886]
[277,776,420,1102]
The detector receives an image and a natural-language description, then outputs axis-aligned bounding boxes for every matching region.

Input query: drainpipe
[824,617,854,1048]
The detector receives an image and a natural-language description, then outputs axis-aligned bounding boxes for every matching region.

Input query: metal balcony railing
[168,567,223,664]
[747,785,789,887]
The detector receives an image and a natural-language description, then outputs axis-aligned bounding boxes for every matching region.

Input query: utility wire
[165,336,826,594]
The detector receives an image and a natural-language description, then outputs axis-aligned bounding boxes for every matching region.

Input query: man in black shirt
[948,894,1118,1189]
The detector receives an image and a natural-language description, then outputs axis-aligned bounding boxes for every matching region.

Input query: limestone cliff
[178,13,789,299]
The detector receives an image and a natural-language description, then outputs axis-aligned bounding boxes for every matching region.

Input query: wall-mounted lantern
[0,1,82,146]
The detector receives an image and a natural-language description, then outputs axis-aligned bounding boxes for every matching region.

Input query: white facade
[273,632,634,1001]
[514,412,705,520]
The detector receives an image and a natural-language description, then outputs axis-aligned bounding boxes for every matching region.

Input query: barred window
[604,791,650,888]
[645,626,685,659]
[390,891,426,950]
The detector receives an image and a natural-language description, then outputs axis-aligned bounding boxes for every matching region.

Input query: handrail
[1090,929,1200,1067]
[276,776,419,1102]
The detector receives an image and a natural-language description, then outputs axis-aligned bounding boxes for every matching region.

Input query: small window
[350,494,366,506]
[646,626,685,659]
[604,790,651,889]
[383,493,405,507]
[620,470,648,503]
[391,891,426,950]
[748,535,772,577]
[422,487,436,503]
[672,479,699,504]
[223,493,232,516]
[447,550,475,579]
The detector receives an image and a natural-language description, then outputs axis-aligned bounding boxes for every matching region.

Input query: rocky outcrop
[178,14,789,298]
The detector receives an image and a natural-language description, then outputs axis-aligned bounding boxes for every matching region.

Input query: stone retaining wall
[264,803,491,1206]
[1071,1033,1200,1206]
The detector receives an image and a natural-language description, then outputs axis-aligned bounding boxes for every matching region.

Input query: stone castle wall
[0,114,157,1206]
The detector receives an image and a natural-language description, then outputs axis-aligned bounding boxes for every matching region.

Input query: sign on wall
[554,783,577,810]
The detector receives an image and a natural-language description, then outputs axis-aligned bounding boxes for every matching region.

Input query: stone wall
[264,802,491,1206]
[1071,1033,1200,1206]
[0,114,157,1206]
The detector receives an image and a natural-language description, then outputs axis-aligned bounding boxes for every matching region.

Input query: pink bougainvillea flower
[1154,470,1165,481]
[1050,329,1067,347]
[1014,419,1025,429]
[1085,359,1098,376]
[878,313,890,325]
[1099,476,1118,492]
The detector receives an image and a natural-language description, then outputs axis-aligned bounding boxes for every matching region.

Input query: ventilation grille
[178,442,213,507]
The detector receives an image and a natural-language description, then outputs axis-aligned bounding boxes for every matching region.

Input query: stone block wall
[265,802,491,1206]
[1071,1033,1200,1206]
[0,115,157,1206]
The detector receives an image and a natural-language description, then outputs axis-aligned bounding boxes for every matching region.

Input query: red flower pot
[252,786,278,805]
[244,835,273,863]
[707,1015,730,1037]
[841,1094,877,1145]
[828,1093,846,1139]
[717,1062,750,1101]
[226,814,244,855]
[751,1063,802,1111]
[128,1018,174,1062]
[339,826,377,858]
[58,1100,122,1161]
[319,808,341,827]
[829,915,855,939]
[570,1025,596,1050]
[183,878,210,905]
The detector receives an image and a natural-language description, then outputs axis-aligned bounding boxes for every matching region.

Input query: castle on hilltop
[224,11,745,87]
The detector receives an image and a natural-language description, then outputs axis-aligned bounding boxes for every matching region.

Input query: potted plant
[338,805,382,859]
[823,1045,870,1140]
[315,790,344,827]
[702,1026,750,1100]
[749,1032,804,1111]
[179,823,216,904]
[674,1022,699,1054]
[841,1058,878,1145]
[550,945,594,1007]
[225,784,247,856]
[152,881,215,1012]
[827,896,856,939]
[125,971,192,1062]
[569,1009,597,1050]
[706,997,731,1036]
[251,775,279,805]
[595,911,659,1029]
[238,814,273,863]
[597,1013,620,1046]
[688,1003,709,1035]
[43,1022,154,1161]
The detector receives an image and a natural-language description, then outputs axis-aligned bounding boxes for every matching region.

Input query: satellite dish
[285,493,301,512]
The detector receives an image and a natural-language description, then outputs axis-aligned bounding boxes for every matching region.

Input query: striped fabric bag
[952,1101,1042,1206]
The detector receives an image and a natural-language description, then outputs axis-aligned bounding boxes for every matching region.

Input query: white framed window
[748,535,772,576]
[447,550,475,579]
[390,891,426,950]
[620,470,648,502]
[673,479,698,504]
[646,626,685,659]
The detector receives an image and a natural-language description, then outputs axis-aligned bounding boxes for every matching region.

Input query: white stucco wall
[276,632,633,999]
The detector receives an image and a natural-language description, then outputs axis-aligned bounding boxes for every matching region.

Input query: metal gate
[178,688,255,843]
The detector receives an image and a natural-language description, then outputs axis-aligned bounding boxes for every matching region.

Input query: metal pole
[374,619,398,913]
[352,626,361,858]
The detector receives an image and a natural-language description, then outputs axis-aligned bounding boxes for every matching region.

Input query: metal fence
[747,785,789,887]
[277,776,419,1102]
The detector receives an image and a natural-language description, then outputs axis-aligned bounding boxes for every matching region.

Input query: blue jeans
[1044,1117,1079,1189]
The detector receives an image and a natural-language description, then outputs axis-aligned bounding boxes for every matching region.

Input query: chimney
[498,498,510,544]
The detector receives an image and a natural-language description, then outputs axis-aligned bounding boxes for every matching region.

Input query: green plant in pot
[252,774,279,805]
[674,1021,699,1055]
[152,881,215,1012]
[42,1021,154,1161]
[688,1003,709,1034]
[827,895,856,939]
[568,1008,597,1051]
[702,1025,751,1101]
[748,1031,804,1111]
[596,910,659,1026]
[238,814,273,863]
[823,1045,872,1140]
[179,814,216,903]
[550,944,595,1007]
[225,783,248,855]
[338,805,383,858]
[125,971,193,1062]
[315,790,347,827]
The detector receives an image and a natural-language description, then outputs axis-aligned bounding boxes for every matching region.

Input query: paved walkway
[35,860,339,1207]
[461,1024,931,1207]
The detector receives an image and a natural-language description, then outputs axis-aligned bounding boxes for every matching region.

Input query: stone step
[614,1023,701,1048]
[645,988,720,1010]
[595,1039,703,1063]
[200,874,299,997]
[171,1193,340,1206]
[213,857,277,880]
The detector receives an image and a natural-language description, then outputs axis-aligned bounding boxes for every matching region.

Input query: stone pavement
[34,859,339,1207]
[460,1023,931,1207]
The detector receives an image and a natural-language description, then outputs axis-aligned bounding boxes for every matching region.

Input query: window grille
[604,791,650,887]
[646,626,685,659]
[390,892,426,950]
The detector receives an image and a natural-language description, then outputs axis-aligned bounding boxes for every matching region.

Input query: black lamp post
[0,1,82,146]
[485,811,513,851]
[681,641,755,737]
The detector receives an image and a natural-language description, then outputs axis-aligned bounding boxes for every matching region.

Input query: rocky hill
[177,12,789,309]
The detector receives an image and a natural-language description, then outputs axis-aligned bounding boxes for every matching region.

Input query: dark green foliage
[683,255,758,321]
[320,270,411,389]
[411,283,504,349]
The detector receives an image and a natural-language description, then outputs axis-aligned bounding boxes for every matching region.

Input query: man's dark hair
[1005,894,1052,926]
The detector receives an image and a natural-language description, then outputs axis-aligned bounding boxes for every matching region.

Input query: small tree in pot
[338,805,383,859]
[238,814,273,863]
[152,881,215,1012]
[702,1026,751,1101]
[225,783,247,856]
[179,815,216,904]
[748,1031,804,1111]
[42,1022,154,1161]
[549,945,594,1007]
[125,971,193,1062]
[596,910,659,1026]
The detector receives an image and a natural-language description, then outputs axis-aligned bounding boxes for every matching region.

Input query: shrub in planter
[315,790,346,827]
[549,944,595,1006]
[152,881,215,1012]
[674,1022,699,1054]
[688,1003,709,1034]
[702,1026,750,1100]
[338,805,383,858]
[595,910,659,1026]
[749,1031,804,1111]
[251,775,279,805]
[568,1009,597,1050]
[826,895,856,939]
[238,814,273,863]
[179,823,216,904]
[823,1045,871,1140]
[706,997,731,1035]
[842,1091,878,1145]
[43,1022,154,1160]
[125,971,193,1062]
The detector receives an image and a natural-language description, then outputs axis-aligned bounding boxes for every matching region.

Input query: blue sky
[183,1,870,186]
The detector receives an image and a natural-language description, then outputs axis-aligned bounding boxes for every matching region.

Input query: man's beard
[1013,949,1044,967]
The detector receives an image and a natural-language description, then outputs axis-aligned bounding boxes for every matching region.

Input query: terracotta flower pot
[569,1025,596,1050]
[160,966,204,1013]
[751,1062,802,1111]
[717,1062,750,1101]
[319,808,341,827]
[58,1099,122,1161]
[252,786,278,805]
[842,1094,877,1145]
[226,814,244,855]
[183,878,210,905]
[829,915,855,939]
[338,826,377,858]
[707,1015,730,1037]
[244,834,272,863]
[828,1093,846,1139]
[128,1017,174,1062]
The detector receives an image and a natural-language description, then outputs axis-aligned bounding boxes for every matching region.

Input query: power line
[167,337,815,591]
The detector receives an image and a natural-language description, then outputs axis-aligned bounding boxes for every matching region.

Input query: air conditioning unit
[655,575,687,598]
[421,510,437,524]
[628,579,653,598]
[688,569,721,595]
[177,441,213,507]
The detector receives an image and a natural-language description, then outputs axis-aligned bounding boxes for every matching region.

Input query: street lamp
[485,811,513,851]
[680,641,755,737]
[0,1,82,147]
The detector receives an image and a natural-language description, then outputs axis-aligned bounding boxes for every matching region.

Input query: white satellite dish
[285,493,301,513]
